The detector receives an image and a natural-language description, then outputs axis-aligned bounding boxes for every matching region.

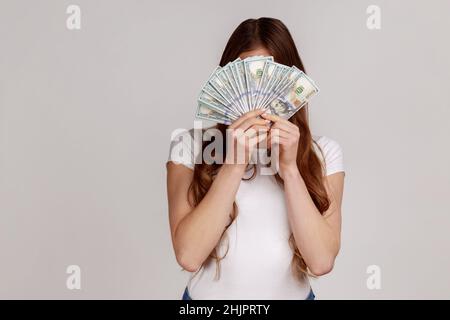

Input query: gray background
[1,0,449,299]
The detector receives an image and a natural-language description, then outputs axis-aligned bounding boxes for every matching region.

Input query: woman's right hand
[225,109,270,166]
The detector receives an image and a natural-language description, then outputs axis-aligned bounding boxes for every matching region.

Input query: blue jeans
[181,286,315,300]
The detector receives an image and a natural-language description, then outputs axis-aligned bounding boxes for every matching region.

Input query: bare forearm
[282,166,339,275]
[174,164,245,269]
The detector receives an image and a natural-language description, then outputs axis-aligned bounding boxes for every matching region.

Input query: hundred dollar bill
[198,90,239,120]
[235,60,250,111]
[255,60,278,107]
[266,67,319,119]
[196,56,319,124]
[196,101,232,125]
[230,60,249,112]
[210,68,243,113]
[199,66,240,118]
[202,85,229,109]
[244,56,273,108]
[259,64,290,108]
[288,67,319,103]
[222,62,246,113]
[260,65,300,109]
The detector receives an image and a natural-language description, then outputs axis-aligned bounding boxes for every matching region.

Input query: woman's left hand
[261,113,300,179]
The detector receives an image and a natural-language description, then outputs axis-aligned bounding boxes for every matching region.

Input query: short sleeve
[167,129,200,170]
[313,136,345,176]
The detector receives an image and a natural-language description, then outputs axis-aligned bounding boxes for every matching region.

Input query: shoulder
[312,135,345,176]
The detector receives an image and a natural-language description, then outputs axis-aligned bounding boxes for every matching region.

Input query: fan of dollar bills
[196,56,319,124]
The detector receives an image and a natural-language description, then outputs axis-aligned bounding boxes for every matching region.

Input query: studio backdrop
[1,0,449,299]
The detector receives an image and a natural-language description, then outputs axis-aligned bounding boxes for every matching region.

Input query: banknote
[196,100,232,125]
[244,56,273,108]
[267,68,319,118]
[196,56,319,124]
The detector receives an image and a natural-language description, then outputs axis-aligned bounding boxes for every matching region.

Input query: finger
[232,122,266,135]
[269,129,292,145]
[267,134,288,146]
[248,124,270,133]
[229,109,265,129]
[269,136,289,146]
[244,128,268,141]
[270,128,291,139]
[261,113,297,130]
[247,135,259,150]
[248,132,268,150]
[232,126,266,145]
[260,112,285,123]
[238,117,270,132]
[271,122,300,137]
[246,126,270,139]
[256,131,269,149]
[278,137,290,145]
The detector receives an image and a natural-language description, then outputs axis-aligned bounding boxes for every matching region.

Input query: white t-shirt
[167,129,345,299]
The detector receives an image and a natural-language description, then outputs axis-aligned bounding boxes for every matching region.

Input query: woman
[166,17,345,300]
